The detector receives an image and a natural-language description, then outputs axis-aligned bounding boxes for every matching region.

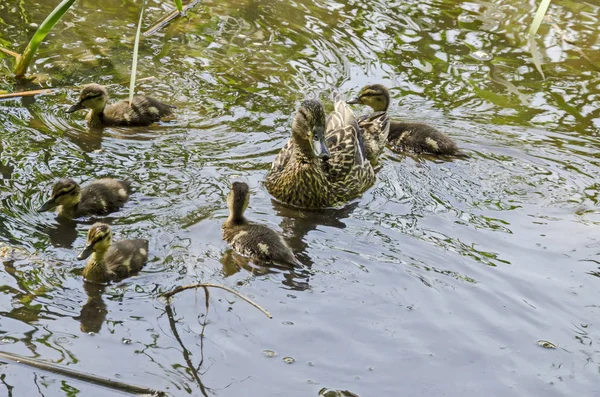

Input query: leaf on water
[537,340,557,349]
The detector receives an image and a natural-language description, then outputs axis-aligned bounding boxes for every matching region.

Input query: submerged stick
[0,351,165,396]
[0,77,156,100]
[144,0,201,37]
[163,283,272,319]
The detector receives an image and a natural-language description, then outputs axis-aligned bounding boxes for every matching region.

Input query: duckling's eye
[54,187,75,198]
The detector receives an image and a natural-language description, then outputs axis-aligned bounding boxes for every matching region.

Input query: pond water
[1,0,600,396]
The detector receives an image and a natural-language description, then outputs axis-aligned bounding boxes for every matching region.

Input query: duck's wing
[324,91,369,182]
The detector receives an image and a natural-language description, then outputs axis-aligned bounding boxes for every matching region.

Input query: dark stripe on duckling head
[87,222,112,243]
[51,178,79,198]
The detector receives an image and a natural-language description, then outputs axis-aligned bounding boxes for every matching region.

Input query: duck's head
[347,84,390,112]
[67,84,109,114]
[78,223,113,260]
[291,100,330,161]
[227,182,250,222]
[38,178,81,212]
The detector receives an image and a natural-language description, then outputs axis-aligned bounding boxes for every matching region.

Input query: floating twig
[0,47,20,59]
[165,304,211,396]
[0,76,156,100]
[144,0,201,37]
[0,351,165,396]
[163,283,272,319]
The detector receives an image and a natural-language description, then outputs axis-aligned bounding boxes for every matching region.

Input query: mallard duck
[38,178,131,219]
[222,182,297,265]
[66,83,175,127]
[78,223,148,284]
[265,94,375,208]
[347,84,466,157]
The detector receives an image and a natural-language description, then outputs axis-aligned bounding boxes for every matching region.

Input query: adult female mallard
[67,83,175,127]
[38,178,131,219]
[265,94,375,209]
[222,182,297,265]
[347,84,466,157]
[78,223,148,284]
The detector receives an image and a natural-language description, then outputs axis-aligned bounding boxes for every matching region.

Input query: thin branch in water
[163,282,272,319]
[0,88,55,99]
[165,304,211,397]
[0,351,165,396]
[144,0,201,37]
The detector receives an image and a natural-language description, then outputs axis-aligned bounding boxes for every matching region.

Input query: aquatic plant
[528,0,552,79]
[0,0,187,79]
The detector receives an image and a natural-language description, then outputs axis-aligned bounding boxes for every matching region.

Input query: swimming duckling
[347,84,466,157]
[67,83,175,127]
[222,182,297,265]
[78,223,149,284]
[38,178,132,219]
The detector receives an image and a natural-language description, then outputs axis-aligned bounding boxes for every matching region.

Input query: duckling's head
[78,223,113,260]
[38,178,81,212]
[227,182,250,223]
[291,100,330,161]
[67,84,109,114]
[347,84,390,112]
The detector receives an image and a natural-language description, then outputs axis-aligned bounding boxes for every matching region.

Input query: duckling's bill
[38,198,56,212]
[77,244,95,260]
[346,96,362,105]
[66,102,85,113]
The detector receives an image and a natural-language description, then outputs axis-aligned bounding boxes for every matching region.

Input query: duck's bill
[346,97,361,105]
[38,199,56,212]
[66,102,85,113]
[77,244,94,260]
[313,136,330,160]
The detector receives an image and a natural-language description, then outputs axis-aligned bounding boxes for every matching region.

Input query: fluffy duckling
[78,223,149,284]
[222,182,297,265]
[38,178,132,219]
[348,84,466,157]
[67,83,175,127]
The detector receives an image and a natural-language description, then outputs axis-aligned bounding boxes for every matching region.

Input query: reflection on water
[1,0,600,396]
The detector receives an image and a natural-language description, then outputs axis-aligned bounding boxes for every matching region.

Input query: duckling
[38,178,132,219]
[66,83,175,127]
[347,84,466,157]
[222,182,297,265]
[78,223,148,284]
[265,95,375,209]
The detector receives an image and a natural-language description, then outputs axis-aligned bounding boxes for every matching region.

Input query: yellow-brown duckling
[348,84,467,157]
[78,223,148,284]
[67,83,175,127]
[38,178,131,219]
[222,182,297,265]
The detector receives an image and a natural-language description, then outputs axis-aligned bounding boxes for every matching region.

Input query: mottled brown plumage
[222,182,297,265]
[265,95,375,209]
[38,178,131,219]
[78,223,148,284]
[347,84,391,164]
[67,84,175,127]
[348,84,466,157]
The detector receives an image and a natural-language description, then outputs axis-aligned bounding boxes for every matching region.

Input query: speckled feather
[82,239,148,283]
[72,179,132,218]
[388,121,466,156]
[265,94,375,208]
[222,223,296,265]
[92,96,175,127]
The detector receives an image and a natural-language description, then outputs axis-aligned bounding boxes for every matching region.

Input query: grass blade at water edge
[528,0,552,37]
[174,0,183,12]
[129,0,147,105]
[14,0,76,77]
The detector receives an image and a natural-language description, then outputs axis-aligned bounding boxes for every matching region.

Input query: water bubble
[282,321,294,326]
[282,356,295,364]
[122,338,132,344]
[263,349,277,358]
[471,50,492,61]
[458,15,475,23]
